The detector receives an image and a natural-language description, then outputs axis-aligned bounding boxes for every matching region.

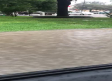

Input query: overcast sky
[71,0,111,5]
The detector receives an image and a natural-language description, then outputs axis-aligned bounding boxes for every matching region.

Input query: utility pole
[75,0,77,3]
[81,0,86,12]
[83,0,86,10]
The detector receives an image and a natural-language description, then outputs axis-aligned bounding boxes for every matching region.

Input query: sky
[71,0,111,5]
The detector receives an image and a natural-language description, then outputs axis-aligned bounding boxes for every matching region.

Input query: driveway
[0,29,112,75]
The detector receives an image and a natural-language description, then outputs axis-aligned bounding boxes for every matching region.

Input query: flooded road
[0,29,112,75]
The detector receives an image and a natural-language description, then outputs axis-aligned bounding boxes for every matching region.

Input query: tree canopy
[0,0,57,15]
[75,1,112,12]
[0,0,31,15]
[0,0,73,17]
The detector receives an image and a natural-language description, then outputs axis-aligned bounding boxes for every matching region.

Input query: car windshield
[0,0,112,76]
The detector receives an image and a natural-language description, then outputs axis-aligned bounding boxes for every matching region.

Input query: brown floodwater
[0,29,112,75]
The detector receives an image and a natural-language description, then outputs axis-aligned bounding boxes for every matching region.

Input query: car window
[0,0,112,76]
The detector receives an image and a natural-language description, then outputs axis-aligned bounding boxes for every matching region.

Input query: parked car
[0,14,3,16]
[82,12,94,15]
[91,11,106,14]
[98,12,106,14]
[91,11,99,14]
[69,11,93,16]
[30,11,45,16]
[30,14,41,16]
[69,11,83,15]
[0,11,4,16]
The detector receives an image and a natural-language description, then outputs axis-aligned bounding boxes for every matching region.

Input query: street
[0,29,112,75]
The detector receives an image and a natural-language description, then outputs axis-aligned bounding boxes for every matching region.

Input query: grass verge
[0,16,112,32]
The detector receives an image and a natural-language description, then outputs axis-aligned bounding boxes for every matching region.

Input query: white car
[82,12,94,15]
[0,14,3,16]
[30,14,40,16]
[69,11,83,15]
[69,11,93,16]
[30,11,45,16]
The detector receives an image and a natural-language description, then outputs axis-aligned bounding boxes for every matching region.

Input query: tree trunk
[57,0,71,17]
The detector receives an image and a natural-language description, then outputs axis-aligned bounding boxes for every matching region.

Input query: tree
[33,0,57,12]
[0,0,75,17]
[0,0,57,16]
[0,0,32,16]
[75,1,112,12]
[57,0,72,17]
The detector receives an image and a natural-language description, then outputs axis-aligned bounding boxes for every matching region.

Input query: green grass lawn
[0,16,112,32]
